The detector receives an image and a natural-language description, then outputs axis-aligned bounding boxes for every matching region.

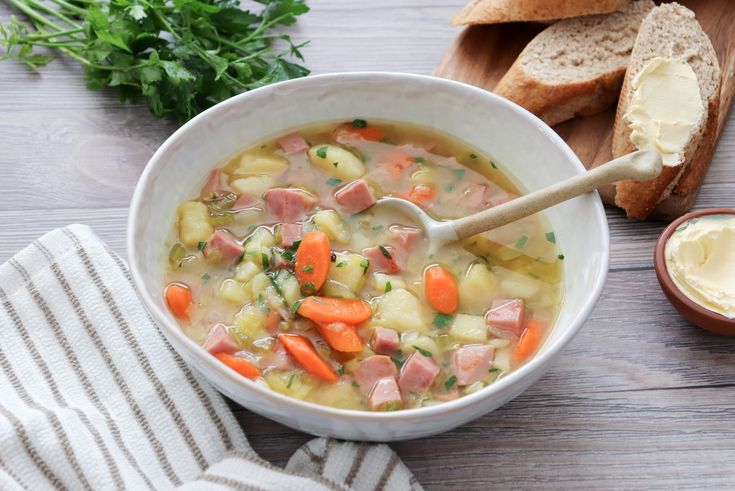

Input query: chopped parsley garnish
[291,299,302,314]
[414,157,425,164]
[452,168,466,180]
[490,161,498,169]
[287,374,295,389]
[326,178,343,186]
[292,240,302,250]
[337,365,345,375]
[336,261,348,268]
[445,183,454,192]
[413,346,432,357]
[372,225,384,231]
[360,259,370,274]
[515,235,529,249]
[257,294,269,313]
[391,352,405,369]
[197,241,207,251]
[384,281,392,293]
[332,161,339,168]
[302,281,316,292]
[488,368,502,374]
[352,381,360,388]
[469,153,477,159]
[261,252,270,269]
[558,254,565,261]
[236,252,245,264]
[280,248,295,262]
[545,232,556,244]
[432,313,453,329]
[302,265,314,272]
[352,119,367,128]
[444,375,457,390]
[316,146,328,159]
[201,272,211,281]
[378,245,392,259]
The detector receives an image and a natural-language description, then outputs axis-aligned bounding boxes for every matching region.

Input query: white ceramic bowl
[128,72,609,441]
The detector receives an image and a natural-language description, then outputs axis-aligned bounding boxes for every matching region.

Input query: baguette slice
[452,0,632,26]
[613,3,720,220]
[494,0,654,126]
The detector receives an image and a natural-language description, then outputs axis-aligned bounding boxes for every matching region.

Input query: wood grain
[1,1,735,489]
[434,0,735,217]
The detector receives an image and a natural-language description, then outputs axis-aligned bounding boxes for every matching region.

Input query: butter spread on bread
[625,57,704,166]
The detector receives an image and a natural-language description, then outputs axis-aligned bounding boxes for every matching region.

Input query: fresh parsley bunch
[0,0,309,122]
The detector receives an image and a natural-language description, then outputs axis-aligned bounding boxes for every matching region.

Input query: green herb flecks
[444,183,454,192]
[469,153,477,159]
[360,259,370,274]
[201,272,211,281]
[197,241,207,251]
[351,119,367,128]
[444,375,457,390]
[316,146,328,159]
[384,281,392,293]
[291,299,302,314]
[545,232,556,244]
[558,254,565,261]
[261,252,270,269]
[302,265,313,273]
[413,346,432,357]
[301,281,315,292]
[336,261,347,268]
[378,245,392,259]
[337,365,345,375]
[287,374,295,389]
[326,178,342,186]
[451,168,466,180]
[515,235,529,249]
[257,293,269,313]
[432,313,452,329]
[0,0,310,123]
[372,225,384,231]
[490,161,498,169]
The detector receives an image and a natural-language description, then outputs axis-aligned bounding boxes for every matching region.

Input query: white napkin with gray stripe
[0,225,421,491]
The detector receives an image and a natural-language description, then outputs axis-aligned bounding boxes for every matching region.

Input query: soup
[163,120,563,411]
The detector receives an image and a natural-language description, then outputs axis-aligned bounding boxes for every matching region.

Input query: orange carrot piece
[215,353,261,380]
[407,185,436,207]
[424,265,458,314]
[297,296,373,324]
[295,231,331,294]
[512,319,544,364]
[165,282,192,320]
[315,321,364,353]
[335,123,384,142]
[278,334,337,382]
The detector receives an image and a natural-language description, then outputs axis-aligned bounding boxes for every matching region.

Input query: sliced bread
[493,0,654,126]
[451,0,632,26]
[612,3,721,220]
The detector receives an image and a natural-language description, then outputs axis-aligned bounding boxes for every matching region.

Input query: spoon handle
[452,150,663,240]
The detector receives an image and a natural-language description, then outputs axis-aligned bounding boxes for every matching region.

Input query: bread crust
[452,0,631,26]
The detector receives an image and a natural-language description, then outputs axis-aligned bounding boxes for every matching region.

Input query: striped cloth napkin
[0,225,421,491]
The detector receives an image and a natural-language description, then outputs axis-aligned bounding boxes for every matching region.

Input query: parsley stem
[236,12,296,46]
[47,0,86,17]
[25,0,82,30]
[26,27,84,40]
[20,40,84,48]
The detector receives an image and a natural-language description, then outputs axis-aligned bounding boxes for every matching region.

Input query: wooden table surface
[2,1,734,489]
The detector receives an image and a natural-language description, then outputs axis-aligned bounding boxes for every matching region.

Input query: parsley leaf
[558,254,565,260]
[287,374,295,389]
[261,252,270,269]
[291,299,302,314]
[378,245,392,259]
[444,375,457,390]
[452,168,466,180]
[360,259,370,274]
[336,261,347,268]
[326,178,342,186]
[432,313,452,329]
[197,241,207,251]
[201,272,211,281]
[384,281,392,293]
[352,119,367,128]
[316,146,328,159]
[413,346,432,357]
[515,235,529,249]
[545,232,556,244]
[302,265,314,272]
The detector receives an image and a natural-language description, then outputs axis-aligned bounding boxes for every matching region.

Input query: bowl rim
[654,207,735,325]
[127,71,610,422]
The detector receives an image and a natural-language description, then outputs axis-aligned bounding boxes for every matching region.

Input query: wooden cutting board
[434,0,735,217]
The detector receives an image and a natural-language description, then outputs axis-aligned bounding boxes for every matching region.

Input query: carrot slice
[512,319,544,364]
[295,231,331,294]
[165,282,192,320]
[315,321,364,353]
[407,185,436,207]
[278,334,337,382]
[424,265,458,314]
[297,296,373,324]
[215,353,261,380]
[334,123,384,142]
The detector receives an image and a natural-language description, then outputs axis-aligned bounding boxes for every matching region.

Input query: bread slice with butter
[493,0,654,126]
[452,0,632,26]
[612,3,720,220]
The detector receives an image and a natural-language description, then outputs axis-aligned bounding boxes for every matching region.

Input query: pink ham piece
[368,377,402,411]
[202,324,239,355]
[335,179,376,214]
[230,192,261,211]
[486,298,526,337]
[362,245,401,274]
[464,184,489,210]
[281,223,302,247]
[200,169,228,199]
[264,188,317,223]
[277,133,309,155]
[353,355,397,395]
[451,345,495,386]
[261,343,293,371]
[398,352,439,393]
[204,229,244,265]
[389,226,421,251]
[371,327,400,356]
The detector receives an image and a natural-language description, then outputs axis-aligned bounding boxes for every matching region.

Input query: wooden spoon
[374,150,662,246]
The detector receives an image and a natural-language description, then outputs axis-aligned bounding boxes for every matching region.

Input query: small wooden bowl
[654,208,735,336]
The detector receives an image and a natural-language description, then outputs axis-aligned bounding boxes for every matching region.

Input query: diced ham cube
[464,184,488,210]
[353,355,397,395]
[278,133,309,155]
[362,245,401,274]
[281,223,302,247]
[371,327,400,355]
[335,179,376,214]
[451,345,495,386]
[398,352,439,394]
[200,169,228,199]
[368,377,402,411]
[486,298,526,337]
[261,343,293,371]
[264,188,317,223]
[389,226,421,251]
[230,192,261,211]
[487,186,516,207]
[202,324,239,355]
[204,229,244,265]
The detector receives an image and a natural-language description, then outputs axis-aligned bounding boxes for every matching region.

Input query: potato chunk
[230,175,277,196]
[449,314,487,344]
[329,253,368,292]
[237,153,288,176]
[218,278,251,304]
[459,263,497,314]
[321,280,356,299]
[232,304,268,342]
[264,371,317,400]
[371,273,406,293]
[177,201,213,248]
[374,288,427,333]
[234,261,262,283]
[313,210,351,244]
[308,144,365,180]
